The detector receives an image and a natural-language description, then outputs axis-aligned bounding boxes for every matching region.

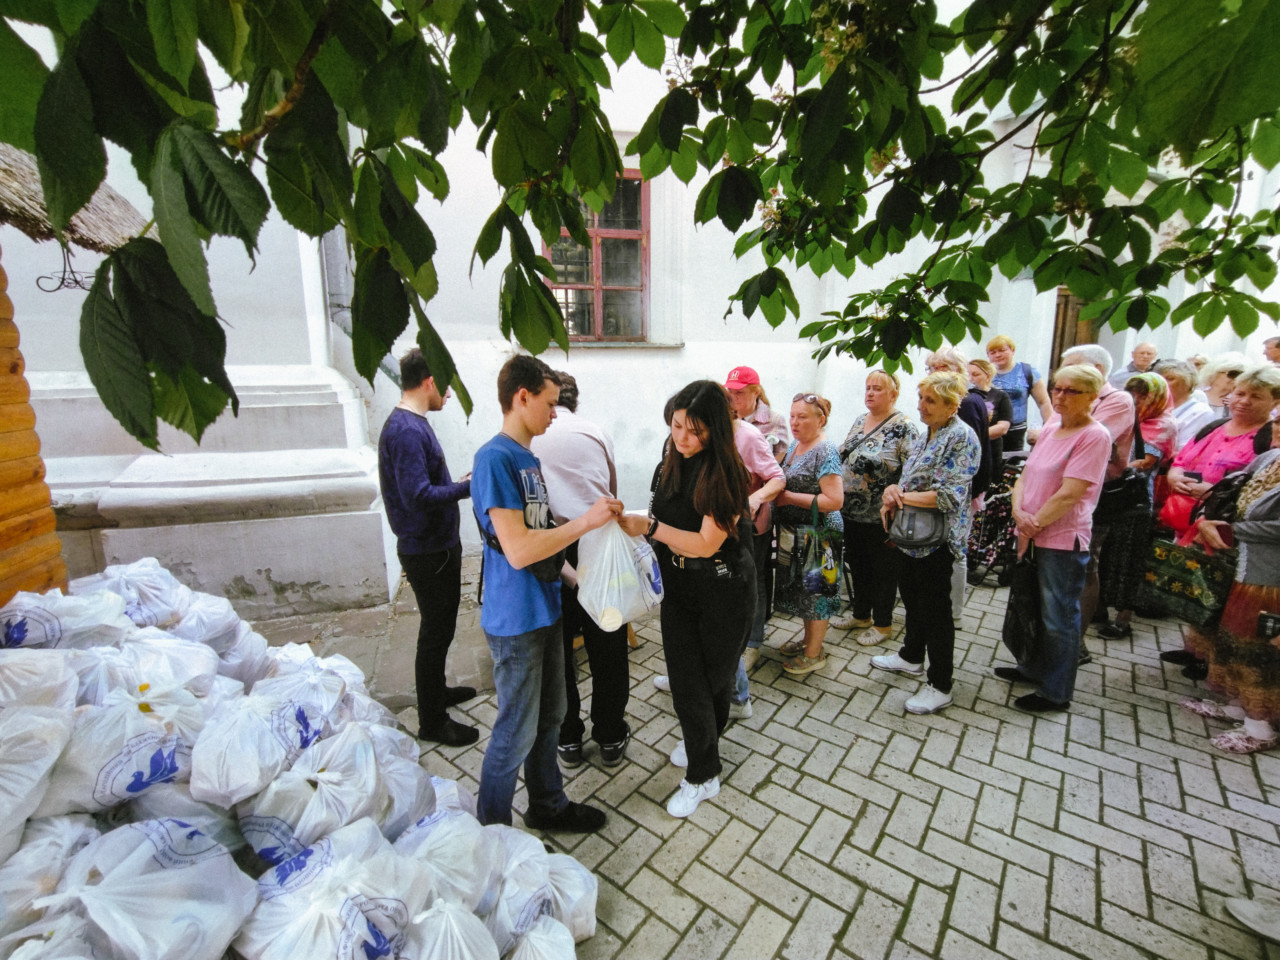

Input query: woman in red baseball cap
[725,366,790,462]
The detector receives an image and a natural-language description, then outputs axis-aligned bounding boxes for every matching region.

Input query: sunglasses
[1050,385,1086,396]
[793,393,822,405]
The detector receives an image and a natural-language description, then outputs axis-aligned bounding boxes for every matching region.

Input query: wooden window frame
[544,169,650,342]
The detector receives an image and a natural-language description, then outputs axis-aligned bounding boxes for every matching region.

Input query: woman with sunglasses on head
[997,365,1112,712]
[620,381,754,818]
[773,393,845,676]
[871,372,981,714]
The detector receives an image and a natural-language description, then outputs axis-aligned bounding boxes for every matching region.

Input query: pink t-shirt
[1171,426,1258,486]
[734,421,785,533]
[1019,420,1112,551]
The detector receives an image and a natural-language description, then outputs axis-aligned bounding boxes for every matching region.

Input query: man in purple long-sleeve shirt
[378,348,478,746]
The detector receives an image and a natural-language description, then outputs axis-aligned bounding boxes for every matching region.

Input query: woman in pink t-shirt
[1160,373,1276,535]
[1000,364,1112,712]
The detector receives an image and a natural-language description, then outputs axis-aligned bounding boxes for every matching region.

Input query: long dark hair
[660,381,750,537]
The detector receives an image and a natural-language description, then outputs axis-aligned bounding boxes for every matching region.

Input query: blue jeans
[477,621,568,825]
[1026,546,1089,704]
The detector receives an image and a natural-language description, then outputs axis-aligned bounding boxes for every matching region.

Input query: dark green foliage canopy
[1,0,1277,445]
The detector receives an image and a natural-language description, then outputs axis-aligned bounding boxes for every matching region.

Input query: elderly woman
[774,393,844,675]
[987,334,1053,453]
[1182,430,1280,754]
[1097,373,1177,640]
[872,372,981,714]
[725,365,790,461]
[1155,359,1219,448]
[1161,366,1280,536]
[1199,352,1248,416]
[997,365,1112,711]
[831,371,920,644]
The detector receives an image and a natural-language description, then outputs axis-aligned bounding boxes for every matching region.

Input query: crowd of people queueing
[377,335,1280,833]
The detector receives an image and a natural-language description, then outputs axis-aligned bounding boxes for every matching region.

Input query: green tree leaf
[152,126,217,317]
[33,45,106,233]
[1135,0,1280,157]
[80,263,158,450]
[351,247,410,382]
[632,10,665,69]
[0,19,48,152]
[263,79,352,236]
[151,362,229,443]
[169,123,269,258]
[146,0,198,87]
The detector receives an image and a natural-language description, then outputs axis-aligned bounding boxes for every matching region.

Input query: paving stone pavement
[255,560,1280,960]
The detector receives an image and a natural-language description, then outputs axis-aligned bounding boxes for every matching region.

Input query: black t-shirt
[957,393,992,497]
[969,385,1014,465]
[651,451,750,565]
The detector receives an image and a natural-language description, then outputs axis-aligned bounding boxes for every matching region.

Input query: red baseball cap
[724,366,761,390]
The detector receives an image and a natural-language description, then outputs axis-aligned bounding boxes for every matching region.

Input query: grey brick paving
[255,566,1280,959]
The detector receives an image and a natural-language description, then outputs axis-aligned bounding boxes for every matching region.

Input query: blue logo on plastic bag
[361,920,393,959]
[272,847,314,885]
[296,706,320,748]
[2,618,27,648]
[126,745,181,793]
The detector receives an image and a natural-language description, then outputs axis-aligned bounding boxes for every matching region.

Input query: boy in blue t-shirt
[472,355,622,831]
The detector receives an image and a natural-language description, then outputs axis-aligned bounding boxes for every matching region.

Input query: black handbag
[1001,546,1043,662]
[1093,412,1150,524]
[1191,470,1251,524]
[887,504,947,549]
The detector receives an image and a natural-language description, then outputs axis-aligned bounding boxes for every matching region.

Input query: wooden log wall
[0,243,66,606]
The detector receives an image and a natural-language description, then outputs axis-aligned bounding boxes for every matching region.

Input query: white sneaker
[905,683,953,714]
[730,698,753,720]
[670,740,688,767]
[653,675,671,692]
[741,647,761,671]
[871,652,924,676]
[666,777,720,817]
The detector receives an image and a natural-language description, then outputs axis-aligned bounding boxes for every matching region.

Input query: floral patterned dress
[896,416,982,561]
[774,439,844,620]
[839,412,920,524]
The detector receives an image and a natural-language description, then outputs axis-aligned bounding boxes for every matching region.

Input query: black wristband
[647,517,659,539]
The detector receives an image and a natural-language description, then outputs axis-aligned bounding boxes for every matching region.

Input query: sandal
[1179,698,1232,720]
[778,638,806,656]
[1211,729,1279,755]
[855,627,887,647]
[782,653,827,676]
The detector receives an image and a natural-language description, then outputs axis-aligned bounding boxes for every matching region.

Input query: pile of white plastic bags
[0,558,596,960]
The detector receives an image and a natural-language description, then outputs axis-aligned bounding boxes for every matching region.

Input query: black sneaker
[1015,692,1070,713]
[418,716,479,747]
[523,801,606,833]
[993,666,1034,683]
[557,741,585,768]
[597,724,631,767]
[444,686,478,706]
[1097,622,1131,640]
[1078,647,1094,666]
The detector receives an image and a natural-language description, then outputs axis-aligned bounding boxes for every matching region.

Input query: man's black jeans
[400,545,462,729]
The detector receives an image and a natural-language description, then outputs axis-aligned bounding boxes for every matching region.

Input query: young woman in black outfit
[621,380,755,818]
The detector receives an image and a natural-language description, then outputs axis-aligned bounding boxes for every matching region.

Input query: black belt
[664,553,744,578]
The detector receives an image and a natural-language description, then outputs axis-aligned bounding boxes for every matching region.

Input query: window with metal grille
[546,172,649,341]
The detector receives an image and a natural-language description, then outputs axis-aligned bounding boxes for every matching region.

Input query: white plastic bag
[238,723,382,864]
[168,593,241,654]
[2,911,97,959]
[60,647,132,707]
[32,818,256,960]
[126,782,244,852]
[71,558,193,629]
[0,706,75,863]
[0,650,78,710]
[0,816,100,940]
[264,644,368,695]
[217,622,270,688]
[118,629,221,697]
[430,777,478,818]
[365,725,435,842]
[545,853,598,942]
[35,684,203,817]
[393,809,501,913]
[481,826,554,956]
[400,900,498,960]
[251,669,347,730]
[189,692,325,808]
[575,522,663,631]
[1,590,135,650]
[236,819,433,960]
[509,915,576,960]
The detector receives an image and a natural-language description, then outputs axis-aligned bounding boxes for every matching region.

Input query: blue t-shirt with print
[472,434,561,637]
[992,361,1041,428]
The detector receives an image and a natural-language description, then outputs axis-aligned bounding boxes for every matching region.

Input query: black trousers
[896,546,955,693]
[559,577,630,746]
[400,546,462,728]
[845,519,901,628]
[661,561,755,785]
